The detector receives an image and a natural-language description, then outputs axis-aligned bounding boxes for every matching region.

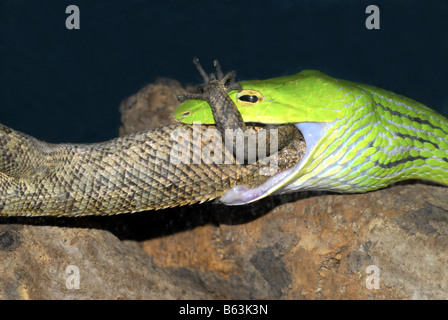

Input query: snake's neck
[222,102,448,205]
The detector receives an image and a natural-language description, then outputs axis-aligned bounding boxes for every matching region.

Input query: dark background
[0,0,447,143]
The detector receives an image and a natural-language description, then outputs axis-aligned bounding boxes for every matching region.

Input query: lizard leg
[178,58,298,163]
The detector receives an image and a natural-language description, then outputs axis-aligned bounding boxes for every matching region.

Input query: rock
[141,184,448,299]
[118,77,191,135]
[0,224,210,299]
[1,77,447,300]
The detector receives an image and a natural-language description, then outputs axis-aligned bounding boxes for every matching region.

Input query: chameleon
[175,69,448,205]
[0,63,304,217]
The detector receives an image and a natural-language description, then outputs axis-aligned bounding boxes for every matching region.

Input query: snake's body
[0,123,303,217]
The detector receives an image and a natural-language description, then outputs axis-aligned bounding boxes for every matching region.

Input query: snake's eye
[236,89,264,106]
[238,95,258,103]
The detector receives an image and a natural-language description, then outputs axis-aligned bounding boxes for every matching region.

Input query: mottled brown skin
[178,59,297,161]
[179,69,244,134]
[0,122,303,217]
[0,61,305,217]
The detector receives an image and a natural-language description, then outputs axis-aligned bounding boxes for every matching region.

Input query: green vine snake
[176,65,448,205]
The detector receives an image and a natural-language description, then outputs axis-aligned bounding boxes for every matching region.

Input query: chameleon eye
[236,89,264,106]
[239,95,258,103]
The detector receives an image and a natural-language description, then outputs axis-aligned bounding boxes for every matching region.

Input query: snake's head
[175,70,346,125]
[174,70,351,204]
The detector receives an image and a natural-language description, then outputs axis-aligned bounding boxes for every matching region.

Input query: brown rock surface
[0,224,210,299]
[1,78,447,299]
[141,184,448,299]
[118,77,191,135]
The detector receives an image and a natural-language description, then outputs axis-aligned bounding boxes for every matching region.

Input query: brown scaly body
[0,122,304,217]
[0,60,305,217]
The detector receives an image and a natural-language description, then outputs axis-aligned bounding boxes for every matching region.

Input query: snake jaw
[220,122,332,205]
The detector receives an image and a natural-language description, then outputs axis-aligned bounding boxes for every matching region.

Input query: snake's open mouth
[221,122,331,205]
